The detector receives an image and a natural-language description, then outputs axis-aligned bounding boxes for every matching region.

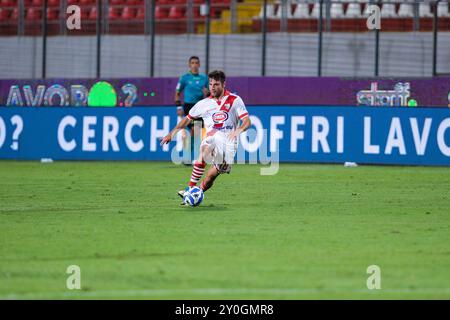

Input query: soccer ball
[183,186,204,207]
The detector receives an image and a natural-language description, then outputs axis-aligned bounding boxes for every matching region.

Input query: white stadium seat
[293,2,310,18]
[419,2,433,18]
[330,3,345,18]
[346,3,362,18]
[275,4,294,19]
[310,3,321,18]
[258,4,277,19]
[397,3,414,17]
[381,3,397,18]
[438,2,450,17]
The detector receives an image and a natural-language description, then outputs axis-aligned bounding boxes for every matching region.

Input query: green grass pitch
[0,161,449,299]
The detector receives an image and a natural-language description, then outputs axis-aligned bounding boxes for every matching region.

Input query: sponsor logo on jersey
[212,111,229,124]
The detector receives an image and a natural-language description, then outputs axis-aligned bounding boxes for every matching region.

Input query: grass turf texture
[0,161,449,299]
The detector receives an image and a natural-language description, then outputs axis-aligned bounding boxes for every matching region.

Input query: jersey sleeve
[234,96,249,119]
[187,101,203,120]
[176,76,185,93]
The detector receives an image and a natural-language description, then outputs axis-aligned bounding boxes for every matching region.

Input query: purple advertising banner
[1,77,449,108]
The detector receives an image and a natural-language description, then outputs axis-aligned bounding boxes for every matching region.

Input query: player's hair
[189,56,200,62]
[208,70,226,84]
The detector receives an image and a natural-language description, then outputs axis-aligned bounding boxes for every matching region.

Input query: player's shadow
[185,204,229,212]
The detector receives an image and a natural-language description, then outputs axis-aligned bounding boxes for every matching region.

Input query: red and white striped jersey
[187,90,249,137]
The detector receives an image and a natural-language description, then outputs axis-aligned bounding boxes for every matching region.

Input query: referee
[175,56,208,165]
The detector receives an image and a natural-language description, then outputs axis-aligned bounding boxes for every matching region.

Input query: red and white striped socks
[189,161,206,187]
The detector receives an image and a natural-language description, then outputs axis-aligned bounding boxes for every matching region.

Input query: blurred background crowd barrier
[0,0,449,78]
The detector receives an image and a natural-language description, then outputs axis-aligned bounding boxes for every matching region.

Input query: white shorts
[201,130,237,174]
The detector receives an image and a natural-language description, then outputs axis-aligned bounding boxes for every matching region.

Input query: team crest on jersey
[212,111,229,124]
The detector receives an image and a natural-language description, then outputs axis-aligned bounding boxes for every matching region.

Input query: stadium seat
[310,3,322,19]
[397,3,414,18]
[108,7,121,20]
[47,7,59,20]
[292,2,310,18]
[80,0,95,5]
[80,7,90,19]
[438,2,450,17]
[330,3,345,18]
[155,5,169,19]
[26,8,42,20]
[136,6,145,20]
[380,3,397,18]
[275,4,294,19]
[258,5,276,19]
[48,0,60,7]
[0,8,11,21]
[419,2,433,18]
[121,7,136,19]
[110,0,125,5]
[11,7,18,19]
[168,5,185,19]
[345,2,362,18]
[1,0,17,7]
[88,6,96,20]
[31,0,43,7]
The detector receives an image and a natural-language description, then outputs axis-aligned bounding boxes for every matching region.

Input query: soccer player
[161,70,251,203]
[175,56,209,165]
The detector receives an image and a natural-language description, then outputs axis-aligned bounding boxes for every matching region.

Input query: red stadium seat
[121,7,136,19]
[110,0,124,5]
[193,6,201,18]
[47,7,59,20]
[88,6,96,20]
[77,6,89,19]
[31,0,43,7]
[26,8,42,20]
[136,6,145,20]
[0,0,17,7]
[0,8,11,21]
[168,5,185,19]
[48,0,60,7]
[67,0,79,5]
[11,7,18,19]
[80,0,95,5]
[155,5,169,19]
[108,6,121,20]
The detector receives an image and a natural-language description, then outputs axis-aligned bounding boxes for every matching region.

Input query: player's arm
[175,91,182,106]
[230,116,251,141]
[160,116,192,145]
[175,77,184,116]
[230,97,251,141]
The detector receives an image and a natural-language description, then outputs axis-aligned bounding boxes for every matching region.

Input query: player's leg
[200,165,220,192]
[177,141,212,199]
[182,103,195,165]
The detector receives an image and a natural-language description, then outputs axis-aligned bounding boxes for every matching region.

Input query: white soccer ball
[183,186,204,207]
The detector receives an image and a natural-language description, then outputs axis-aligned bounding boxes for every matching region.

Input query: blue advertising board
[0,106,449,166]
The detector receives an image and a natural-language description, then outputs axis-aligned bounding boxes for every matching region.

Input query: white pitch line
[2,287,450,300]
